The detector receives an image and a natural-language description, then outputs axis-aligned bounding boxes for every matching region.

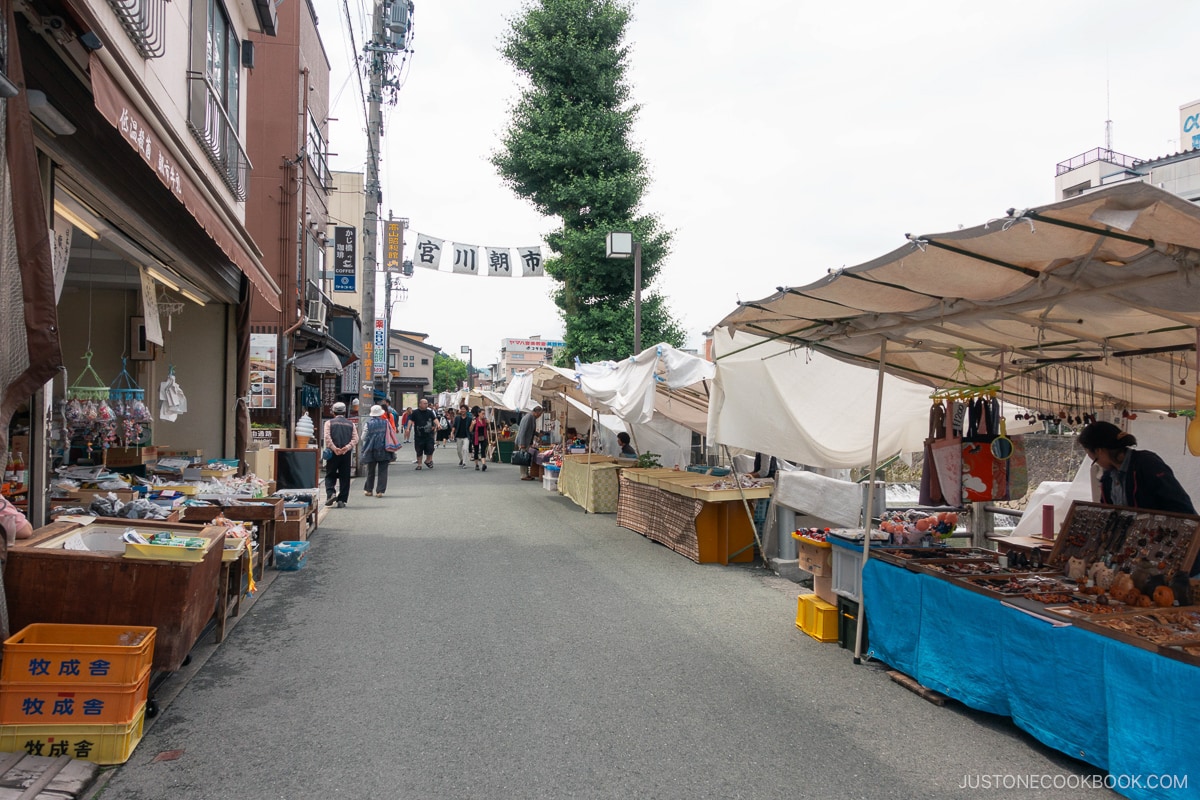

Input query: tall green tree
[432,352,468,393]
[493,0,685,363]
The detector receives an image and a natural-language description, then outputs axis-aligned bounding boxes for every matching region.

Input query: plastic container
[2,625,156,686]
[0,702,146,764]
[837,596,868,651]
[0,666,150,724]
[795,594,838,643]
[831,545,862,601]
[273,540,311,571]
[543,474,559,492]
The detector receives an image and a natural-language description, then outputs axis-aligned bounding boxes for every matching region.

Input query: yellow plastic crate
[2,624,156,685]
[796,594,838,643]
[0,702,145,764]
[0,666,150,724]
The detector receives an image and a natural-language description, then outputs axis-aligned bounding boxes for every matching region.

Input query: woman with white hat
[360,404,393,497]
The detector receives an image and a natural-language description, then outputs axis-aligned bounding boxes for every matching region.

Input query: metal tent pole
[854,337,887,665]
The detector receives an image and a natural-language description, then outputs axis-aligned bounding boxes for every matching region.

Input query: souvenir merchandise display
[63,355,153,458]
[878,510,959,545]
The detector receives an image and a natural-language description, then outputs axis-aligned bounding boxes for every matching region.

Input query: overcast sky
[313,0,1200,369]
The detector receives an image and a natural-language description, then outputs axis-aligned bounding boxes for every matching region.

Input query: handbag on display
[511,449,532,467]
[930,399,963,502]
[960,396,1008,503]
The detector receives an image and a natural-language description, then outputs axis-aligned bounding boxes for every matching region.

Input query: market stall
[617,469,773,564]
[711,181,1200,798]
[6,518,226,673]
[862,500,1200,794]
[557,454,630,513]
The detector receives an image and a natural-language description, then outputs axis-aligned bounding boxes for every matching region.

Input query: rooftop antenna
[1105,79,1113,152]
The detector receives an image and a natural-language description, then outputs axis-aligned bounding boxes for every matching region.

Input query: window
[421,358,429,366]
[510,353,524,360]
[308,112,331,188]
[388,352,397,370]
[187,0,250,199]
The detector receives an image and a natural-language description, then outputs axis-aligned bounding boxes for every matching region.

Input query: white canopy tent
[708,328,932,468]
[714,182,1200,661]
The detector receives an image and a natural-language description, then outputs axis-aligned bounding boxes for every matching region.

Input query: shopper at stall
[470,407,489,471]
[360,405,393,497]
[410,397,438,470]
[323,401,358,508]
[750,452,779,479]
[617,431,638,458]
[514,405,543,481]
[1078,420,1199,574]
[452,405,472,468]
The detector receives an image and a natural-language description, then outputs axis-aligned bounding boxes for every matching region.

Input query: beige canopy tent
[715,182,1200,661]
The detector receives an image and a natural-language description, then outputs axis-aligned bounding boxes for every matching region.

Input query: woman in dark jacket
[1078,420,1198,574]
[470,408,489,471]
[361,405,393,497]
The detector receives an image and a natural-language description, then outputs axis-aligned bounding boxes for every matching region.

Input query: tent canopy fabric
[708,329,932,468]
[716,183,1200,413]
[293,348,343,374]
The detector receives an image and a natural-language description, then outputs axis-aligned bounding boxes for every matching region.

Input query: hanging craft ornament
[156,287,184,332]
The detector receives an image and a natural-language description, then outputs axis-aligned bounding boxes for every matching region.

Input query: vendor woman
[1078,420,1198,574]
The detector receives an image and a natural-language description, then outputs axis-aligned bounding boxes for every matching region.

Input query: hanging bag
[930,399,963,503]
[919,402,946,506]
[510,448,532,467]
[961,396,1008,503]
[384,422,402,452]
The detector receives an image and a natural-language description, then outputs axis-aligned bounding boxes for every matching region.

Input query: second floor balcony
[187,71,251,201]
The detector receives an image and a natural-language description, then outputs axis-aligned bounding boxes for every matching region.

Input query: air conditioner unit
[307,300,327,330]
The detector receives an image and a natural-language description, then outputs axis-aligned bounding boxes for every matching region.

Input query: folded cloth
[773,470,863,528]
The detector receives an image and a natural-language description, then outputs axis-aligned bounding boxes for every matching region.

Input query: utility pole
[358,0,413,418]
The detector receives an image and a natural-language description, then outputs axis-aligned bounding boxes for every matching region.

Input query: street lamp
[605,231,641,355]
[461,345,473,390]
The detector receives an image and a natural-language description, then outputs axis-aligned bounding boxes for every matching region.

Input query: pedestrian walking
[452,405,472,468]
[470,406,489,471]
[401,407,413,443]
[514,405,543,481]
[410,397,438,469]
[436,407,452,449]
[379,398,400,434]
[361,405,393,497]
[323,402,358,508]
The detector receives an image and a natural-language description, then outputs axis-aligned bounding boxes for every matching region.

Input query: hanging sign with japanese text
[334,226,356,292]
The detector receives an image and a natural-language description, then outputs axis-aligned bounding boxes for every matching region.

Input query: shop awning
[89,56,282,311]
[293,348,344,374]
[716,182,1200,413]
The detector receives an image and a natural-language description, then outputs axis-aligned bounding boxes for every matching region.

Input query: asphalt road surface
[94,457,1117,800]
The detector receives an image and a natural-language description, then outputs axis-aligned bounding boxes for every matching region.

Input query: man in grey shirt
[514,405,543,481]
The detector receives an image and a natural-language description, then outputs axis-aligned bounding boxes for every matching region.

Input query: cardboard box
[796,537,833,577]
[104,447,158,468]
[244,448,275,482]
[9,435,29,463]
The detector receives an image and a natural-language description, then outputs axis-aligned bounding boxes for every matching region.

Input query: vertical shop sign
[138,266,164,346]
[249,333,279,409]
[334,226,356,292]
[373,319,387,376]
[385,221,402,271]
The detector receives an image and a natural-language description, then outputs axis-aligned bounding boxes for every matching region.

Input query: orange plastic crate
[0,665,150,724]
[2,624,156,685]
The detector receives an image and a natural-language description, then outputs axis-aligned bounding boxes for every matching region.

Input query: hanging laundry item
[159,370,188,422]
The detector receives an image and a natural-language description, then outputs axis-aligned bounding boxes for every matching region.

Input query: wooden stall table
[183,497,284,577]
[6,518,224,672]
[617,470,773,564]
[558,454,631,513]
[213,538,248,643]
[985,534,1056,559]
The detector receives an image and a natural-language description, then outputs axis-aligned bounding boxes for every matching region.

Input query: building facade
[499,336,565,382]
[387,330,437,408]
[1055,99,1200,202]
[244,0,341,443]
[3,0,281,522]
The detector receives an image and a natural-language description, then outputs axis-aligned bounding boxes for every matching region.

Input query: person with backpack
[410,397,438,469]
[323,402,359,508]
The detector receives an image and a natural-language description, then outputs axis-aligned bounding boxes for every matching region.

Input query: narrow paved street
[94,459,1109,799]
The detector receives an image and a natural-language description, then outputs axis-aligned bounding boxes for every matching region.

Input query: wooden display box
[654,473,774,502]
[5,518,224,672]
[1048,502,1200,582]
[275,518,307,543]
